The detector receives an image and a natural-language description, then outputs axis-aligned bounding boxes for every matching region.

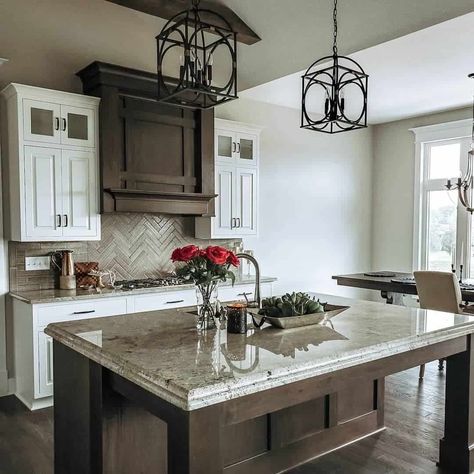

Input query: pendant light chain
[332,0,338,56]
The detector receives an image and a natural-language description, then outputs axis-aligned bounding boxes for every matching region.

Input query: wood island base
[52,334,474,474]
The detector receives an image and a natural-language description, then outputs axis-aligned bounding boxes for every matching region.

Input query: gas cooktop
[115,277,188,291]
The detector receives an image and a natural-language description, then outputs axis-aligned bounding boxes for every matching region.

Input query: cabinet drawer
[133,290,196,313]
[36,297,128,326]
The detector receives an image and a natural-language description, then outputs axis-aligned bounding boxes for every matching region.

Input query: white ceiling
[240,12,474,125]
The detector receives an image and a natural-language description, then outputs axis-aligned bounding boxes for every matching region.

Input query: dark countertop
[333,272,474,303]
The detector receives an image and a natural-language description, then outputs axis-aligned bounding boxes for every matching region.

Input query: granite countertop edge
[45,318,474,411]
[10,276,277,304]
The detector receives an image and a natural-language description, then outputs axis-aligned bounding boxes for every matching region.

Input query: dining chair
[414,270,473,380]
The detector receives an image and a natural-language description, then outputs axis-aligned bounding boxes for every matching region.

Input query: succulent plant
[259,292,325,318]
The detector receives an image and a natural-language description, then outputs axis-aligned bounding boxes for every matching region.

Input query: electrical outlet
[25,256,51,271]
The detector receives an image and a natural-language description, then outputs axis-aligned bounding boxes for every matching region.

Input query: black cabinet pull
[61,118,67,131]
[63,214,68,227]
[73,310,96,315]
[56,214,62,227]
[232,141,236,153]
[54,117,60,131]
[237,292,252,296]
[165,300,184,304]
[236,217,241,228]
[236,142,241,154]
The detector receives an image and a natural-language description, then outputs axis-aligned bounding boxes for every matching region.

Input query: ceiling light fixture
[446,73,474,213]
[156,0,238,109]
[301,0,368,133]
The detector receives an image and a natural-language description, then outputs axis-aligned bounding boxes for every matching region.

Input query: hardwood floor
[0,363,445,474]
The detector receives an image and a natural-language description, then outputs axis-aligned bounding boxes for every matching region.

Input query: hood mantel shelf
[105,188,217,216]
[77,62,216,217]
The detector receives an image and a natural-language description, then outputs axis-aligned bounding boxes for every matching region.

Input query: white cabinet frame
[1,83,101,241]
[196,119,262,239]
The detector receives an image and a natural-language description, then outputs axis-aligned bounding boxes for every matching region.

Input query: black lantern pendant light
[156,0,238,109]
[301,0,368,133]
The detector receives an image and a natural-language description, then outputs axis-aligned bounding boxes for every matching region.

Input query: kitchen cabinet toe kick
[52,335,474,474]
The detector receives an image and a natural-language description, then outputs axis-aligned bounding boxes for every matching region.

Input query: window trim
[411,119,471,271]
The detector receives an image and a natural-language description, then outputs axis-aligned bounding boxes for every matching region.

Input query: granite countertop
[10,276,277,304]
[45,293,474,411]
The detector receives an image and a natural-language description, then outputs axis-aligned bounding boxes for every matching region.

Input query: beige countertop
[45,293,474,411]
[10,276,277,304]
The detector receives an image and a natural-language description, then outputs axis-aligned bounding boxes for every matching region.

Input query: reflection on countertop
[10,275,277,304]
[45,293,474,410]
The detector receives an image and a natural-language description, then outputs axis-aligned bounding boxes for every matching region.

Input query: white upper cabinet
[1,83,101,241]
[24,146,63,239]
[61,149,98,238]
[196,119,261,239]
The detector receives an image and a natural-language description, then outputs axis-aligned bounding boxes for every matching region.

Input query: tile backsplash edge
[9,214,239,292]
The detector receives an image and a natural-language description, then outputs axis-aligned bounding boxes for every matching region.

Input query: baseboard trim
[7,377,15,395]
[15,392,53,411]
[0,369,8,396]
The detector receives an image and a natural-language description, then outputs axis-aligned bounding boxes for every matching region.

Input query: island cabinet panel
[221,416,268,466]
[102,389,167,474]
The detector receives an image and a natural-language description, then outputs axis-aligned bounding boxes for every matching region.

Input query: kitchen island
[46,294,474,473]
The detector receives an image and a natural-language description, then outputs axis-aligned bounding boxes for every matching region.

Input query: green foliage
[259,292,324,318]
[175,256,235,286]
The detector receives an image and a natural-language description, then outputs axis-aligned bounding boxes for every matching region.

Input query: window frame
[411,119,471,273]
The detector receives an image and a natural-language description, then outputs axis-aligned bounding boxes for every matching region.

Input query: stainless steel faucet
[236,253,261,309]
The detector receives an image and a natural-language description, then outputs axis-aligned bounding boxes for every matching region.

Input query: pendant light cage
[156,0,238,109]
[301,0,368,133]
[446,73,474,213]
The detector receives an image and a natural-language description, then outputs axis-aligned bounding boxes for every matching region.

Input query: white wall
[371,106,472,272]
[217,98,374,298]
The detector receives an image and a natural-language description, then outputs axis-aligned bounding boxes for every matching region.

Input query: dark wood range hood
[77,62,216,216]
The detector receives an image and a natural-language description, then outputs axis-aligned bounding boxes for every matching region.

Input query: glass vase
[195,282,219,330]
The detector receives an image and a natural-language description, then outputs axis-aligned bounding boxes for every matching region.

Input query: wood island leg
[439,334,474,473]
[53,342,103,474]
[168,405,223,474]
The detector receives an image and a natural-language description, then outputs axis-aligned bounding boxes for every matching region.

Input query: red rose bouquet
[171,245,240,329]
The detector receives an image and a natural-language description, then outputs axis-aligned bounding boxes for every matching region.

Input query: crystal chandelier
[301,0,368,134]
[446,73,474,213]
[156,0,238,109]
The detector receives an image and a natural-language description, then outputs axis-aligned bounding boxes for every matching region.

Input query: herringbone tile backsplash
[9,214,238,292]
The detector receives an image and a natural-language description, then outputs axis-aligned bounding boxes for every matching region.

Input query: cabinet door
[213,165,236,236]
[60,105,95,148]
[23,99,61,144]
[61,149,99,238]
[24,146,63,238]
[215,128,237,164]
[37,331,54,398]
[236,132,258,166]
[235,168,257,235]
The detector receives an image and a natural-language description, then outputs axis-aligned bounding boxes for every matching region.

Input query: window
[412,120,472,275]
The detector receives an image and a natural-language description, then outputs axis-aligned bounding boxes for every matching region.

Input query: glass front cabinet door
[236,132,258,166]
[60,105,95,147]
[23,100,95,148]
[216,128,236,163]
[23,99,61,144]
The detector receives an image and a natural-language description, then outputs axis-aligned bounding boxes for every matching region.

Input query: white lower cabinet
[37,330,54,398]
[12,281,274,410]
